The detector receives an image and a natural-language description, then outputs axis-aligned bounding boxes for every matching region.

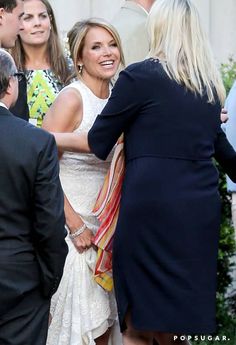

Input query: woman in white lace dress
[42,19,124,345]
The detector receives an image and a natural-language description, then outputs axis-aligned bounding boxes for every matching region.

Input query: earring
[78,64,83,74]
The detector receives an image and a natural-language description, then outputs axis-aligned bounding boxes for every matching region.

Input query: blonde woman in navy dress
[52,1,236,344]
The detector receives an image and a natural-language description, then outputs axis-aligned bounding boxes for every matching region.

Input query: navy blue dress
[88,59,236,334]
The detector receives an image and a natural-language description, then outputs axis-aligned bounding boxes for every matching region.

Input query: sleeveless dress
[47,80,118,345]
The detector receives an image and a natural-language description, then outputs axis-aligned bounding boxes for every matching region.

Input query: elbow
[84,133,91,153]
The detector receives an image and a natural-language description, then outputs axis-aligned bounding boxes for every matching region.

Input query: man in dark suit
[0,0,29,120]
[0,48,68,344]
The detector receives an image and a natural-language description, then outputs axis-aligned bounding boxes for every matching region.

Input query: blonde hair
[67,18,125,78]
[147,0,225,104]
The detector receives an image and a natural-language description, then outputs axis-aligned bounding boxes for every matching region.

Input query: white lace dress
[47,80,119,345]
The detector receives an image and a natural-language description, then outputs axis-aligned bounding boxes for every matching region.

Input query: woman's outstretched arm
[53,131,91,153]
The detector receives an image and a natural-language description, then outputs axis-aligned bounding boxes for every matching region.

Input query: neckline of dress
[26,68,52,73]
[76,79,111,101]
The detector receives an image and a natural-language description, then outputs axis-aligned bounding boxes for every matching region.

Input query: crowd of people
[0,0,236,345]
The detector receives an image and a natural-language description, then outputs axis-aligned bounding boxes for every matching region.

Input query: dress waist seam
[126,154,212,162]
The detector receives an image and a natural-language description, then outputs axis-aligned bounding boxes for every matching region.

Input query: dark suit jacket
[0,106,68,317]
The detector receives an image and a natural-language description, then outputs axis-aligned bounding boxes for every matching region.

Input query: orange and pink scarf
[92,135,124,291]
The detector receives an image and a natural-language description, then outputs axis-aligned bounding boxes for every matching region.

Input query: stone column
[49,0,91,34]
[209,0,236,63]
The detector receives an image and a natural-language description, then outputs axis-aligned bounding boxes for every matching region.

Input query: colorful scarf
[92,135,124,291]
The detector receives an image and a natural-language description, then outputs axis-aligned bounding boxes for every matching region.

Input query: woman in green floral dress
[10,0,72,127]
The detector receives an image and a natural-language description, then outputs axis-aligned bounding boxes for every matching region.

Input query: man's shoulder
[112,2,147,45]
[1,109,53,145]
[120,1,147,16]
[113,1,147,23]
[19,119,53,144]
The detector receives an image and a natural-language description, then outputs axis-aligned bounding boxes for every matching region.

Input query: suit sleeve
[214,127,236,183]
[88,67,141,160]
[33,134,68,297]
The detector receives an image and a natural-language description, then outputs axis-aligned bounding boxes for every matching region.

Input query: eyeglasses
[11,71,24,82]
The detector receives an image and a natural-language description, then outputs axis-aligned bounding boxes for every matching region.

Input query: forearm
[64,194,84,232]
[64,195,94,253]
[53,132,90,153]
[215,129,236,182]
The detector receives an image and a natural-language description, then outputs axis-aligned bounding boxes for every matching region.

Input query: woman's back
[87,57,236,334]
[130,59,220,159]
[90,58,222,163]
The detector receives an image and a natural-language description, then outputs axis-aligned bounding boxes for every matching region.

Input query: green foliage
[220,57,236,94]
[217,165,235,295]
[192,168,236,345]
[216,59,236,341]
[216,164,236,338]
[215,59,236,342]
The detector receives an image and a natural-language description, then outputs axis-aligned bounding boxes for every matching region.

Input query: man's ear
[5,78,14,96]
[0,8,5,25]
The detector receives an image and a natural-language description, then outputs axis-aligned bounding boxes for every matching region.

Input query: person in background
[225,82,236,241]
[0,0,24,48]
[0,0,29,120]
[43,18,124,345]
[0,48,67,345]
[10,0,71,127]
[51,0,236,344]
[224,82,236,296]
[112,0,155,66]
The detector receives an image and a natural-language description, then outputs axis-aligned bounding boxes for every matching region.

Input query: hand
[72,227,94,254]
[221,108,228,123]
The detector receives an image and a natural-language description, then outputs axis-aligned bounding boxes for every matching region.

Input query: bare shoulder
[43,86,83,132]
[54,86,83,112]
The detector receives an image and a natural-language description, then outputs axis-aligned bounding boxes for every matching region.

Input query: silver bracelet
[69,223,86,239]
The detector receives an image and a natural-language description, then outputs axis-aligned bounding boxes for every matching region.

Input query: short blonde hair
[147,0,225,104]
[68,18,125,77]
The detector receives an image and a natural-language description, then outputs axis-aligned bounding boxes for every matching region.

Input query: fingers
[72,228,94,253]
[221,108,228,123]
[73,238,90,253]
[75,238,87,253]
